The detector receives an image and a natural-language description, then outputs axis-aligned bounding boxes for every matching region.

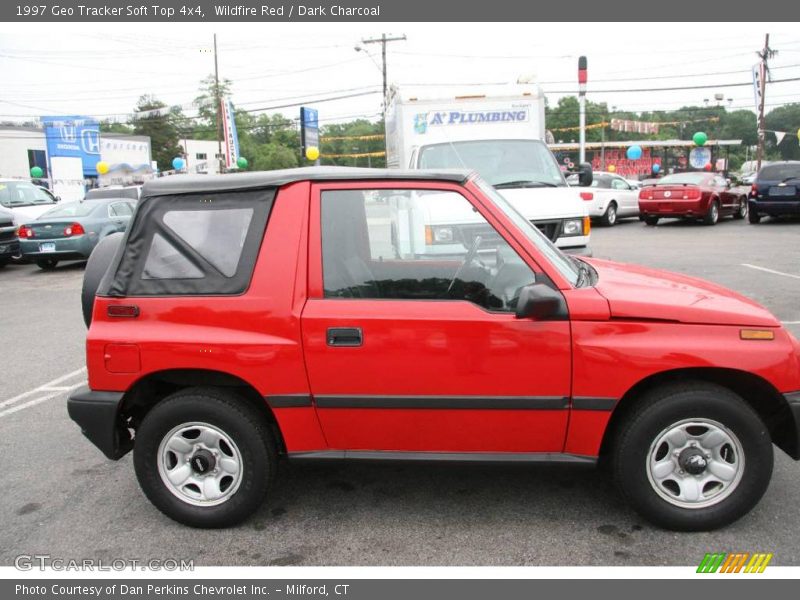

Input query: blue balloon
[626,145,643,160]
[172,157,185,170]
[652,163,661,174]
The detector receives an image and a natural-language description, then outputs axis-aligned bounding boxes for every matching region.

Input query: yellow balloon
[96,161,110,175]
[608,164,616,172]
[305,146,320,161]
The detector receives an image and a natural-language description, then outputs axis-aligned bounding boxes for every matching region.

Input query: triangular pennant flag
[775,131,786,145]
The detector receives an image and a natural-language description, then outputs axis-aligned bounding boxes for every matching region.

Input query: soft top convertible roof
[142,166,473,198]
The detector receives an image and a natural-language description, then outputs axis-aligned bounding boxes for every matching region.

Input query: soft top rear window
[104,187,275,297]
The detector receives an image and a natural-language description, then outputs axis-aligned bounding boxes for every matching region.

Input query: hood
[498,186,588,221]
[9,204,55,224]
[586,258,779,327]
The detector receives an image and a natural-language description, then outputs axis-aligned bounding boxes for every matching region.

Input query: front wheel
[133,388,277,528]
[734,198,748,220]
[611,382,773,531]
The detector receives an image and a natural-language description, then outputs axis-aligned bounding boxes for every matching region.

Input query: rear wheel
[600,202,618,227]
[748,209,762,224]
[644,216,659,226]
[133,387,277,528]
[703,200,720,226]
[611,382,773,531]
[733,198,748,220]
[35,258,58,270]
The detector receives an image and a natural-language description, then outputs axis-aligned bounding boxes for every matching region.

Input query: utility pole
[213,33,224,174]
[578,56,588,164]
[755,34,777,172]
[360,33,406,116]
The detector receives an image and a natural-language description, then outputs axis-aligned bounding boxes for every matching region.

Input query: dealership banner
[40,116,101,177]
[221,98,240,169]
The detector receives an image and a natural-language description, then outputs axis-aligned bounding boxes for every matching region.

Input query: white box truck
[385,83,592,255]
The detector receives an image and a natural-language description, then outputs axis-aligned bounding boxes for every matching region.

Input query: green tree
[320,119,386,167]
[131,95,185,172]
[99,120,134,135]
[193,74,233,141]
[765,103,800,161]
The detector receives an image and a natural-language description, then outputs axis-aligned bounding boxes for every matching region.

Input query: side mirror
[577,162,593,187]
[515,283,568,320]
[54,196,61,203]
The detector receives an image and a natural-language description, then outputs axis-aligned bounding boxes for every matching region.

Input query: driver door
[300,181,572,454]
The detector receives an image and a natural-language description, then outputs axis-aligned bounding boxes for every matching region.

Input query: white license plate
[39,242,56,253]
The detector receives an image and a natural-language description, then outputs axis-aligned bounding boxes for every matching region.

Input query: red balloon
[703,163,712,171]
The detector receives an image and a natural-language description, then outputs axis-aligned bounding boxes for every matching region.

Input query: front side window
[611,178,629,190]
[321,187,537,313]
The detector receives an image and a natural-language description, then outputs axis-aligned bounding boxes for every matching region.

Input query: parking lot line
[741,263,800,280]
[0,367,86,410]
[0,381,86,419]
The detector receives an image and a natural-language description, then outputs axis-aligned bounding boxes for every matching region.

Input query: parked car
[18,197,135,270]
[625,178,642,190]
[748,161,800,224]
[84,185,142,202]
[70,167,800,531]
[0,206,20,267]
[638,172,748,226]
[582,171,641,226]
[0,178,59,224]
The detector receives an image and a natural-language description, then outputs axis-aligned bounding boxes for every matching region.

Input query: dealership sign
[41,115,101,176]
[220,98,240,169]
[414,109,529,134]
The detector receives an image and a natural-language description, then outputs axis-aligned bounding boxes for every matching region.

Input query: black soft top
[142,166,472,198]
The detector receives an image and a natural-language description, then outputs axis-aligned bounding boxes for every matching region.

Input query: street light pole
[755,34,776,172]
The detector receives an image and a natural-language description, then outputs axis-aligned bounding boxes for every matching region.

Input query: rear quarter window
[105,188,275,297]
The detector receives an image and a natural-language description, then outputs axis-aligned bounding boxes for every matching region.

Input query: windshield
[657,173,710,185]
[40,202,97,219]
[758,163,800,181]
[0,181,56,208]
[472,176,580,286]
[418,140,567,188]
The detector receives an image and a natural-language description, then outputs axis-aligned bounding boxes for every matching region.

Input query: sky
[1,23,799,129]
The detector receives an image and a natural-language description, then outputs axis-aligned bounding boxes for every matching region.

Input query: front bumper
[749,199,800,216]
[67,386,132,460]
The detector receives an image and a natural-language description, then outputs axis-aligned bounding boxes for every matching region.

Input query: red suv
[69,167,800,530]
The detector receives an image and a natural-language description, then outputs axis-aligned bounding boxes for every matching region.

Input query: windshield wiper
[779,176,800,184]
[494,179,558,189]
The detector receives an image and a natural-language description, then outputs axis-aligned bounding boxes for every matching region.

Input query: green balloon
[236,157,248,169]
[693,131,708,146]
[30,166,43,178]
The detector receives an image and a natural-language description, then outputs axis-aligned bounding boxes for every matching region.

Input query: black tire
[733,198,748,220]
[133,387,277,528]
[36,258,58,270]
[81,232,124,327]
[703,200,720,226]
[644,216,659,226]
[0,259,8,269]
[600,201,618,227]
[611,382,773,531]
[748,209,762,224]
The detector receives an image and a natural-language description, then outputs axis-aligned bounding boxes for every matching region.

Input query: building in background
[178,138,227,175]
[0,124,154,199]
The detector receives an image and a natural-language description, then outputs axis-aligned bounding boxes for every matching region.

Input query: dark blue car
[748,161,800,223]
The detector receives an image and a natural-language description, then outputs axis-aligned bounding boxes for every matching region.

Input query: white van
[385,83,592,255]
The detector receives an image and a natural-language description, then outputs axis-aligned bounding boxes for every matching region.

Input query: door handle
[327,327,363,347]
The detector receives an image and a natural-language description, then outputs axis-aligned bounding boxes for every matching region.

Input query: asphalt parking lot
[1,215,800,567]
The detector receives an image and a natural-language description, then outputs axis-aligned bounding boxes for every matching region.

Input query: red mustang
[639,172,749,226]
[69,168,800,531]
